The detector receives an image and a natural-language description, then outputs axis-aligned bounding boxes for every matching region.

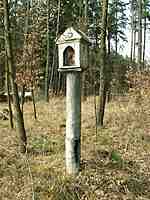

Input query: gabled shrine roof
[56,27,90,44]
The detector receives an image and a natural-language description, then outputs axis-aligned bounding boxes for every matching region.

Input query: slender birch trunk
[3,0,27,153]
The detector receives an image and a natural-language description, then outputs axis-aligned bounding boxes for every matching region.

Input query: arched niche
[63,46,75,66]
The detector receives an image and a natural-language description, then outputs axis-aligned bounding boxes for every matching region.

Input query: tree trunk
[6,76,14,129]
[21,85,25,113]
[82,72,87,101]
[31,89,37,120]
[115,0,118,55]
[133,29,136,60]
[24,0,30,34]
[130,25,134,62]
[107,31,111,55]
[97,82,107,126]
[3,0,27,153]
[143,14,146,69]
[49,0,60,96]
[137,0,142,70]
[107,31,112,103]
[84,0,88,31]
[5,53,13,129]
[97,0,109,127]
[44,0,50,101]
[130,0,134,62]
[21,0,30,111]
[81,0,88,101]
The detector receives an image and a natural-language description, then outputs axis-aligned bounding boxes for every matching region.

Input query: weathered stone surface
[57,27,90,72]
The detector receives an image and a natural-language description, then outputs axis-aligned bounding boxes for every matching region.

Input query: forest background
[0,0,150,199]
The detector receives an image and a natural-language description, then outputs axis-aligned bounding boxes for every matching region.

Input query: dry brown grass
[0,94,150,200]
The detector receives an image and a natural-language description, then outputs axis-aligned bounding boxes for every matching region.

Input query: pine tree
[108,0,128,54]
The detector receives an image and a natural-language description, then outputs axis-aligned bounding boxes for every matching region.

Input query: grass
[0,94,150,200]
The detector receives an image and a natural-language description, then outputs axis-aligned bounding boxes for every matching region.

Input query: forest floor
[0,94,150,200]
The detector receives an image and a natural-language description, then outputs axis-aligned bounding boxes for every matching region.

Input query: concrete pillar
[65,72,81,174]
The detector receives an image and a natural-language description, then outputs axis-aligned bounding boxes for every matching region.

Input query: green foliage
[143,0,150,20]
[108,0,128,51]
[0,0,149,96]
[110,150,122,162]
[29,135,52,153]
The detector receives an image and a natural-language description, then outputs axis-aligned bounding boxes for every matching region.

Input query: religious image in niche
[64,46,75,66]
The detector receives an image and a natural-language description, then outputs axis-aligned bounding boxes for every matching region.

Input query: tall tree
[0,1,5,92]
[130,0,135,62]
[107,0,128,55]
[137,0,142,70]
[3,0,27,153]
[97,0,109,126]
[133,2,138,61]
[44,0,51,101]
[20,0,31,113]
[88,0,101,47]
[142,0,150,68]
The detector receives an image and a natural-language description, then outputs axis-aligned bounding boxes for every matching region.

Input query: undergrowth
[0,71,150,199]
